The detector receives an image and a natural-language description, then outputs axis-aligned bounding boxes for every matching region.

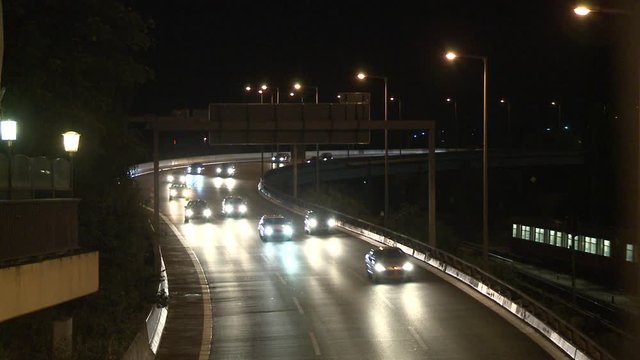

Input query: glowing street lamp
[63,131,81,196]
[445,50,490,265]
[445,98,459,148]
[1,119,17,199]
[574,6,592,16]
[356,71,389,226]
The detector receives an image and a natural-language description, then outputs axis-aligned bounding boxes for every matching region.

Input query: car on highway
[186,162,205,175]
[304,210,337,235]
[165,172,186,184]
[364,247,414,283]
[320,152,333,161]
[305,156,318,164]
[168,183,192,201]
[271,152,290,163]
[214,163,236,177]
[221,196,248,217]
[258,214,294,241]
[184,199,213,223]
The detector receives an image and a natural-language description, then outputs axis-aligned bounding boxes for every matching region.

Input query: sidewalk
[154,218,212,360]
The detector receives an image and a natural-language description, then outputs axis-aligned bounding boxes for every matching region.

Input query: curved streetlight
[445,50,490,265]
[357,71,389,226]
[574,6,592,16]
[292,82,319,104]
[63,131,80,196]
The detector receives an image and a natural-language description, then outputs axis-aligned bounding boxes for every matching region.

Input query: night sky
[131,0,616,140]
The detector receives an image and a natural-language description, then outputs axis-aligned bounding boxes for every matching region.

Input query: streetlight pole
[62,131,80,197]
[357,72,389,226]
[446,98,459,148]
[500,99,511,149]
[446,51,489,266]
[293,82,321,191]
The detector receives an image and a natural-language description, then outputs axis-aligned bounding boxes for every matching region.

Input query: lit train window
[535,228,545,243]
[626,244,635,262]
[584,237,597,254]
[512,224,518,238]
[603,240,611,257]
[522,226,531,240]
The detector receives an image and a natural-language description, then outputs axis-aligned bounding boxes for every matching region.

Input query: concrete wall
[0,251,99,322]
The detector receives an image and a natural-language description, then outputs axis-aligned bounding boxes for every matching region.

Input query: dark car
[214,163,236,178]
[365,247,414,283]
[184,199,213,223]
[304,210,337,235]
[258,214,294,241]
[271,152,290,163]
[320,152,333,161]
[186,162,205,175]
[169,183,192,201]
[222,196,248,217]
[305,156,318,164]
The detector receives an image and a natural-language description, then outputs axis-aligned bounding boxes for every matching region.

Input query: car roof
[170,183,187,187]
[224,196,244,202]
[187,199,207,206]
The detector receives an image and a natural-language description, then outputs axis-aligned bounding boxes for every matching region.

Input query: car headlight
[283,225,293,236]
[186,209,194,217]
[327,218,336,227]
[279,157,285,161]
[197,168,202,174]
[216,167,222,174]
[187,166,192,173]
[203,209,212,217]
[179,175,186,183]
[227,168,235,175]
[224,204,234,213]
[308,219,318,228]
[402,262,414,271]
[167,175,175,182]
[271,156,276,161]
[170,189,177,196]
[374,263,386,272]
[265,227,274,236]
[239,204,247,213]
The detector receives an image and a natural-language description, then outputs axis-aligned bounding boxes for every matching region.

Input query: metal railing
[258,179,615,360]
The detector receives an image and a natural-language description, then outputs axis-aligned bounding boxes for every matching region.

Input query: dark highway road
[137,161,558,360]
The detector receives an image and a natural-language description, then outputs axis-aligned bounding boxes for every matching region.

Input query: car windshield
[265,218,288,225]
[225,197,243,204]
[378,248,406,259]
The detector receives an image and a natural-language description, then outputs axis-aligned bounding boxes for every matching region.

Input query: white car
[258,215,294,241]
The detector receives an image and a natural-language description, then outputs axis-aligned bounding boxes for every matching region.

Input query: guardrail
[258,179,614,360]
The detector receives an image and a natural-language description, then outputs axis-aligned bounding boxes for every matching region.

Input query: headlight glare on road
[327,218,336,227]
[167,175,174,182]
[265,227,274,236]
[225,205,234,213]
[170,189,177,196]
[374,263,386,272]
[203,209,212,217]
[283,225,293,236]
[239,204,247,213]
[402,262,414,271]
[186,209,194,217]
[308,219,318,228]
[179,175,186,183]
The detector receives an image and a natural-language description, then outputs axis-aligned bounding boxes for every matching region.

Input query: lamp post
[500,98,511,149]
[446,97,459,148]
[446,51,489,265]
[293,82,321,191]
[357,72,389,226]
[62,131,80,197]
[390,96,403,154]
[1,119,16,199]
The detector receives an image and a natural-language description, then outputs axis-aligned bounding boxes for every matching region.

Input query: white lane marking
[308,331,322,356]
[408,327,428,350]
[380,296,395,309]
[277,273,287,286]
[292,296,304,315]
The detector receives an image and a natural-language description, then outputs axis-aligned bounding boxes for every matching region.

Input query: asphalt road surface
[138,161,555,360]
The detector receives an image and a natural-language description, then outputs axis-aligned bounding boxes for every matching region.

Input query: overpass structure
[132,101,439,247]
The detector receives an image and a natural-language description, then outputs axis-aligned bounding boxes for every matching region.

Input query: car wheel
[184,218,189,223]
